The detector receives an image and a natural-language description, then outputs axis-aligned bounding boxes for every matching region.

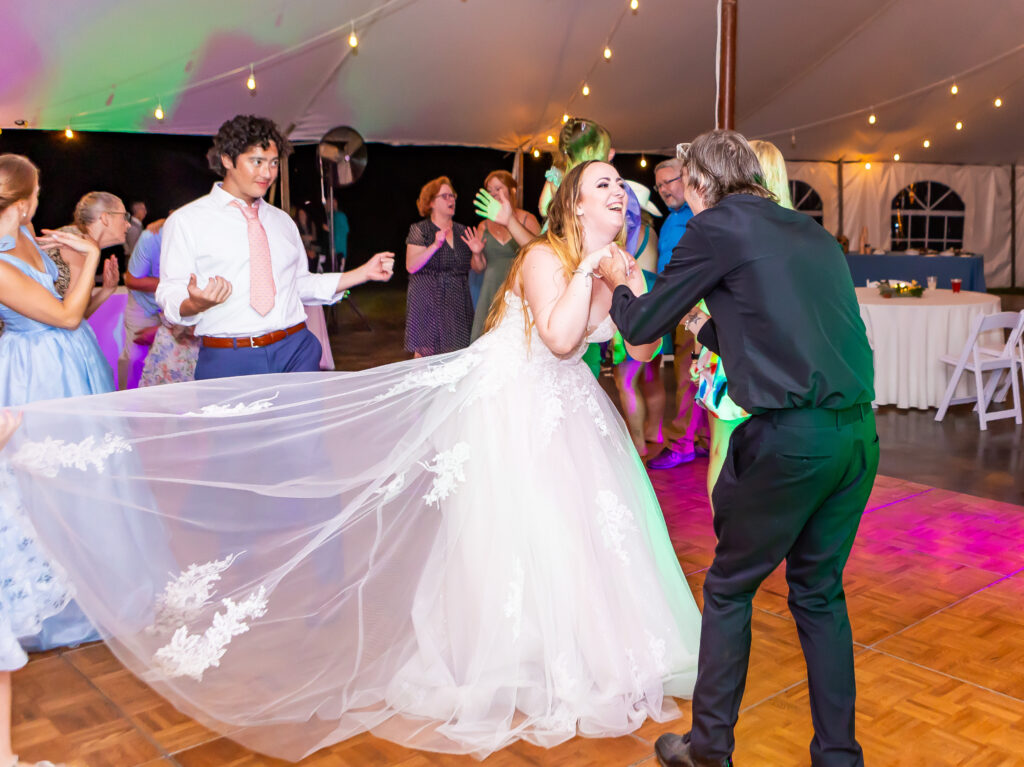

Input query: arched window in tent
[788,180,823,226]
[890,181,965,252]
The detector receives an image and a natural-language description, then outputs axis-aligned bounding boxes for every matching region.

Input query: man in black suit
[599,130,878,767]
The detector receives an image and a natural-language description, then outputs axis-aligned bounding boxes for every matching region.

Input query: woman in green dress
[469,170,539,340]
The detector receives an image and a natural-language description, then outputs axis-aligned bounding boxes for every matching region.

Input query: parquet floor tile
[732,650,1024,766]
[64,643,223,753]
[876,571,1024,700]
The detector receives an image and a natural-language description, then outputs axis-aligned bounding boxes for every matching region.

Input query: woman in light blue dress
[0,153,112,766]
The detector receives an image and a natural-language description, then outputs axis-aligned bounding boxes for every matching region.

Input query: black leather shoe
[655,732,732,767]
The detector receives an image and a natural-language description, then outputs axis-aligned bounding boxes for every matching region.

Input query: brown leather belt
[200,322,307,349]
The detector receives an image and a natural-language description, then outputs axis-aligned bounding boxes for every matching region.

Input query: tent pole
[280,151,291,214]
[1011,163,1017,288]
[837,159,844,239]
[716,0,737,130]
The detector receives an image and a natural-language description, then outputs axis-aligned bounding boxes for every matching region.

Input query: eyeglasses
[434,192,457,201]
[106,209,132,222]
[654,175,682,192]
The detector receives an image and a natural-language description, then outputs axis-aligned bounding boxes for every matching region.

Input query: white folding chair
[934,310,1024,430]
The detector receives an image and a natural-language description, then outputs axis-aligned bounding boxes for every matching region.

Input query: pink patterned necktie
[232,200,276,316]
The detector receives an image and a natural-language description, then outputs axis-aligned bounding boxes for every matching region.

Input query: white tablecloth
[855,287,1001,409]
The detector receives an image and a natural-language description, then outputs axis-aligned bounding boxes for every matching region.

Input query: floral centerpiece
[878,279,924,298]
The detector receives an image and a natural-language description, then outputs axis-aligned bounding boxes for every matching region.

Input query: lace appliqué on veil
[375,353,481,401]
[11,433,132,478]
[149,553,268,682]
[421,443,470,508]
[595,490,637,564]
[185,393,279,417]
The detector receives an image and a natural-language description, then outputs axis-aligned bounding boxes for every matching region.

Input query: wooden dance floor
[13,462,1024,765]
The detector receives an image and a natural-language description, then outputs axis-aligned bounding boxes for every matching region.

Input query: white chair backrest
[975,311,1024,357]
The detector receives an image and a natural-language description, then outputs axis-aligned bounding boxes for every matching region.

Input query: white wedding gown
[8,292,700,761]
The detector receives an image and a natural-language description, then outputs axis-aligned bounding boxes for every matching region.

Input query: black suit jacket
[610,194,873,414]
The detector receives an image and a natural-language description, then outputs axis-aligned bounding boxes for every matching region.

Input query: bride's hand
[36,229,100,260]
[0,410,22,452]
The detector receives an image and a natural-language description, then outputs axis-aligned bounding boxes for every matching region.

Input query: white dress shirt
[156,183,343,337]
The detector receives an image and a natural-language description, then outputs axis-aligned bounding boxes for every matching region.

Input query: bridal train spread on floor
[8,292,700,760]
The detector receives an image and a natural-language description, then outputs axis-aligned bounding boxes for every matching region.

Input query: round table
[855,287,1001,409]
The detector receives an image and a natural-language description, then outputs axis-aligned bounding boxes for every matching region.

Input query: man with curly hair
[156,114,394,379]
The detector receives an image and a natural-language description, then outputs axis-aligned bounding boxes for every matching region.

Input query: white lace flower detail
[551,652,579,697]
[154,588,268,682]
[185,392,279,417]
[375,353,480,401]
[420,443,470,507]
[648,631,668,675]
[372,473,406,500]
[503,557,524,641]
[11,433,132,478]
[595,490,637,564]
[149,553,268,681]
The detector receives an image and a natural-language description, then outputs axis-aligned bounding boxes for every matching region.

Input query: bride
[8,160,701,761]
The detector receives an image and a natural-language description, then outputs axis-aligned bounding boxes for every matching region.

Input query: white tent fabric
[786,161,840,236]
[2,0,1023,163]
[1017,166,1024,286]
[842,162,1013,288]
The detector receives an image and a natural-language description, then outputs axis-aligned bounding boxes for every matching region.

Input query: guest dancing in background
[469,170,539,340]
[610,180,663,458]
[0,154,114,659]
[405,175,484,357]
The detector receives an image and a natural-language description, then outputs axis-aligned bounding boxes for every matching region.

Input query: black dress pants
[691,404,879,767]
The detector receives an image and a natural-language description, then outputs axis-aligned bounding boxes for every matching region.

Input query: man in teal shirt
[647,158,707,469]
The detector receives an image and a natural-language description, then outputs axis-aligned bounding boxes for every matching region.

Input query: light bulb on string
[923,139,931,148]
[64,124,74,139]
[950,83,958,95]
[581,83,590,97]
[562,113,569,123]
[546,134,554,144]
[246,64,256,91]
[533,148,541,158]
[154,100,164,121]
[348,24,359,49]
[640,155,647,168]
[994,97,1003,108]
[630,0,639,11]
[893,152,900,162]
[603,45,612,60]
[868,113,876,125]
[864,162,872,170]
[955,120,963,131]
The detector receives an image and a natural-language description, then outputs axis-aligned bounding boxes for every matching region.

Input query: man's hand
[185,274,232,313]
[593,246,629,287]
[361,252,395,282]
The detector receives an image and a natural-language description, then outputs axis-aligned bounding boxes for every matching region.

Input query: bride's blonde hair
[483,160,623,339]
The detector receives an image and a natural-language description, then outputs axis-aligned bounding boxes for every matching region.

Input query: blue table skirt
[846,254,986,292]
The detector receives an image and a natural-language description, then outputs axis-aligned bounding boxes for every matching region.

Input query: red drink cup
[951,278,962,294]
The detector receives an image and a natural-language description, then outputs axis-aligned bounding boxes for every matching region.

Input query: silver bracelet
[572,267,593,279]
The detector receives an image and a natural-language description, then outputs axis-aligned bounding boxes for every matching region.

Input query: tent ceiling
[3,0,1022,164]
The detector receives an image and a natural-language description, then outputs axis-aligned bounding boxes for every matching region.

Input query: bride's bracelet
[572,267,593,281]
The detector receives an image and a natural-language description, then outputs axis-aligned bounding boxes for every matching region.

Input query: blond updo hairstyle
[0,154,39,216]
[73,191,122,231]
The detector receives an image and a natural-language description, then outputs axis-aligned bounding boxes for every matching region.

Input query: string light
[603,45,612,60]
[64,124,74,139]
[348,24,359,48]
[893,152,900,162]
[955,120,963,130]
[630,0,639,11]
[923,139,931,148]
[246,64,256,91]
[533,148,541,158]
[154,100,164,120]
[867,113,876,125]
[640,155,647,168]
[581,83,590,96]
[950,83,958,95]
[864,162,872,170]
[994,97,1003,107]
[546,134,554,144]
[562,113,570,123]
